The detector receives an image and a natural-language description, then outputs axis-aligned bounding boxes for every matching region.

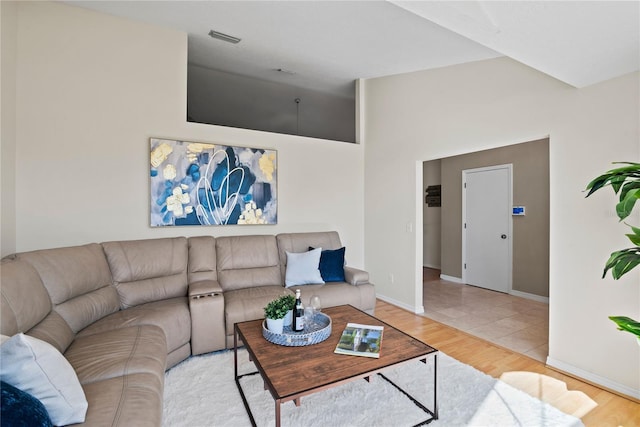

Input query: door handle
[501,234,507,239]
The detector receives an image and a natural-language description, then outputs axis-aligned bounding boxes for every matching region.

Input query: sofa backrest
[10,243,119,352]
[102,237,188,309]
[0,258,77,353]
[187,236,217,284]
[276,231,343,280]
[1,258,51,336]
[215,235,281,291]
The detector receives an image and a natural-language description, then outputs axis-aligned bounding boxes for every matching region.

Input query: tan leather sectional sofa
[0,231,375,426]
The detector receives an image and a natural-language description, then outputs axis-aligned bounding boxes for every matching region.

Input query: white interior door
[463,165,512,293]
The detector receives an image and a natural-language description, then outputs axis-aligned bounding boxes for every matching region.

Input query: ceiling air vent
[208,30,241,44]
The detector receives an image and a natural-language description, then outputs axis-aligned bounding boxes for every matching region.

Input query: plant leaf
[610,175,627,194]
[626,228,640,246]
[585,176,608,196]
[603,248,640,279]
[609,316,640,338]
[619,181,640,203]
[587,163,640,279]
[626,225,640,246]
[585,163,640,197]
[626,235,640,246]
[612,256,640,279]
[615,188,640,221]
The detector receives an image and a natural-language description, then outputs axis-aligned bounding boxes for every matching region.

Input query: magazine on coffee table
[334,323,384,358]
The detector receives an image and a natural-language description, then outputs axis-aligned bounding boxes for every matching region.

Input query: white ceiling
[392,1,640,88]
[65,1,639,97]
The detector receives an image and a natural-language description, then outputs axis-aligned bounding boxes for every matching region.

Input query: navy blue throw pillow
[1,381,53,427]
[309,246,346,282]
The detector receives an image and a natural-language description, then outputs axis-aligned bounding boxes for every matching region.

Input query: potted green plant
[264,297,290,334]
[585,161,640,343]
[280,294,296,327]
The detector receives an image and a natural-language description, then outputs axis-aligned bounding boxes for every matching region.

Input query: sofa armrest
[188,280,223,298]
[188,280,225,355]
[343,266,369,286]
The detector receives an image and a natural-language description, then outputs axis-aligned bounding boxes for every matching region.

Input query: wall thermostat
[513,206,526,216]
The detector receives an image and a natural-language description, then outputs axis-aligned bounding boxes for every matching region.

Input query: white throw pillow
[285,248,325,287]
[0,333,88,425]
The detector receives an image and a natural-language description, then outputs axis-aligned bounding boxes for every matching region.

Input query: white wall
[1,1,18,257]
[364,57,639,396]
[7,2,365,268]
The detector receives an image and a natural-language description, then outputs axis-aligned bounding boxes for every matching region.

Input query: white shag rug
[163,349,584,427]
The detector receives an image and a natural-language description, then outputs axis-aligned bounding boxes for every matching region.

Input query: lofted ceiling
[65,1,639,98]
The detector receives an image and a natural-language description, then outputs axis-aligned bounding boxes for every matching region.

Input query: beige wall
[1,1,18,257]
[440,139,550,298]
[422,159,441,268]
[5,2,365,268]
[364,58,639,396]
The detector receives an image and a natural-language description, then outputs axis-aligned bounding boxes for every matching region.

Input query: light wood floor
[374,299,640,427]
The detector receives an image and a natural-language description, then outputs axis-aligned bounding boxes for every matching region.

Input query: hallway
[421,268,549,362]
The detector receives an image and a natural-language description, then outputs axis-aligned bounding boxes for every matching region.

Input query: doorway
[421,138,550,360]
[462,164,512,293]
[422,138,549,300]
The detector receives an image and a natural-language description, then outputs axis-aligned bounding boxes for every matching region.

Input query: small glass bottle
[293,289,305,332]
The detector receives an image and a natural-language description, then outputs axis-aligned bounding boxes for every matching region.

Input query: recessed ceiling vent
[208,29,241,44]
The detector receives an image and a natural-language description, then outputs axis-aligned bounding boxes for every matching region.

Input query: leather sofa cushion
[76,297,190,355]
[287,282,376,313]
[187,236,217,283]
[344,266,370,285]
[16,244,119,335]
[27,312,76,354]
[55,286,121,334]
[17,244,114,306]
[102,238,188,309]
[81,373,162,427]
[216,235,281,291]
[167,343,191,370]
[218,266,281,292]
[223,286,294,336]
[216,235,279,270]
[65,325,166,385]
[0,258,51,336]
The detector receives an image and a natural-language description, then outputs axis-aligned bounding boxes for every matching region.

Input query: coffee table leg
[433,353,438,420]
[275,399,281,427]
[234,326,238,379]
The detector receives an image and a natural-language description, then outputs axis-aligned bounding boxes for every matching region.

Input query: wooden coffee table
[234,304,438,427]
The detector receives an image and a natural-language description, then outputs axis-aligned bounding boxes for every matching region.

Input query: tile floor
[421,268,549,362]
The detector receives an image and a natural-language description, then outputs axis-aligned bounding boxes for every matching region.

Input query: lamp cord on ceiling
[295,98,301,135]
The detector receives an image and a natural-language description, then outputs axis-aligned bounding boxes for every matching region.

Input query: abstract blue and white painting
[150,138,277,226]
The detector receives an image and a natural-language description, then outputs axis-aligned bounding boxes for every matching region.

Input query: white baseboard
[439,274,464,284]
[423,264,441,270]
[376,294,424,314]
[509,289,549,304]
[546,356,640,400]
